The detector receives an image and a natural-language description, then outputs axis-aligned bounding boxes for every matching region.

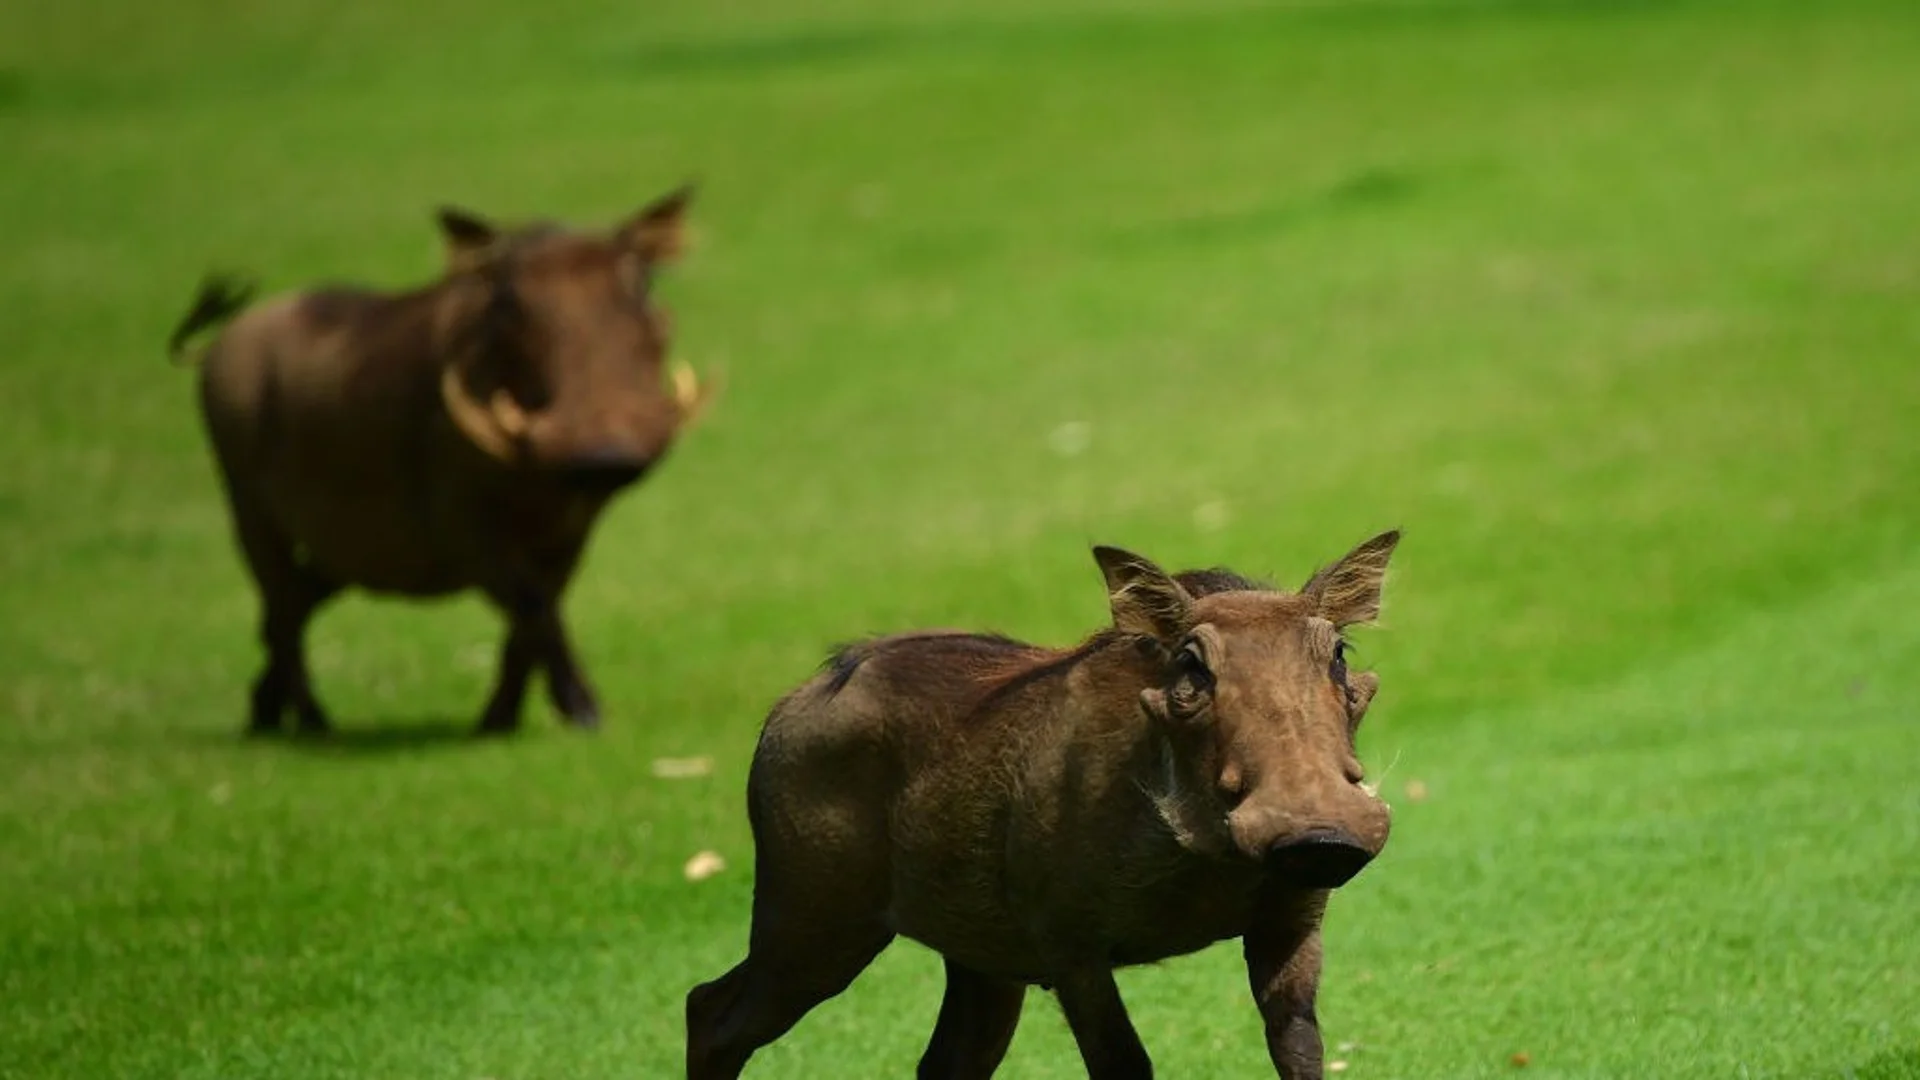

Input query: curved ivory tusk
[670,359,723,429]
[439,365,523,463]
[490,387,529,441]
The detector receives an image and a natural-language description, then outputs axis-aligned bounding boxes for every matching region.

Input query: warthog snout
[1266,827,1375,889]
[559,447,653,494]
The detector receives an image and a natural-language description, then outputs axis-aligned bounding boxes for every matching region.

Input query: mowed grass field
[4,0,1919,1076]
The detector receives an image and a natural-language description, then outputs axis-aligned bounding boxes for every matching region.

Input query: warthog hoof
[557,695,601,730]
[293,704,332,736]
[474,709,521,737]
[548,677,601,730]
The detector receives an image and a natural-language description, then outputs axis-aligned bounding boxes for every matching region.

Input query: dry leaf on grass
[652,756,713,779]
[1048,420,1092,457]
[1193,499,1232,532]
[1510,1051,1532,1067]
[684,850,727,881]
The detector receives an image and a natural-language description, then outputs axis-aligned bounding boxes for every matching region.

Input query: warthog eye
[1168,639,1213,714]
[1176,640,1210,680]
[1331,639,1350,691]
[484,274,519,318]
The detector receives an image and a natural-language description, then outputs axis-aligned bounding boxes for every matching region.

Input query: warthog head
[436,185,716,494]
[1095,530,1400,889]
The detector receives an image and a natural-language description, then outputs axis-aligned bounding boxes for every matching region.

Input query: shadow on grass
[275,719,484,755]
[0,68,24,113]
[612,28,896,77]
[1098,166,1423,256]
[599,0,1690,82]
[178,718,496,755]
[1831,1047,1920,1080]
[174,713,606,755]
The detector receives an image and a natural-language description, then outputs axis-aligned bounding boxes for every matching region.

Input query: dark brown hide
[687,532,1400,1079]
[172,186,713,735]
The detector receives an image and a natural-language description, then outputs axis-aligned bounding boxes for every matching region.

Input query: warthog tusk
[670,359,723,429]
[439,364,525,464]
[491,388,529,440]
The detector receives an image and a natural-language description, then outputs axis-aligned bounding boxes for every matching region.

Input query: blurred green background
[2,0,1917,1076]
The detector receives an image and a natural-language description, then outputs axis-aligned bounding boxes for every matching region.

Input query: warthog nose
[1266,828,1375,889]
[560,449,652,493]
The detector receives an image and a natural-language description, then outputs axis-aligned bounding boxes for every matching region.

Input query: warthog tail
[168,274,258,364]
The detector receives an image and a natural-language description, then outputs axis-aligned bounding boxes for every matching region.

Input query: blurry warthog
[687,531,1401,1079]
[170,187,716,736]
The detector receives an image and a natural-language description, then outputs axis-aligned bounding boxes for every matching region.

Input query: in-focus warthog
[169,187,715,736]
[687,531,1401,1079]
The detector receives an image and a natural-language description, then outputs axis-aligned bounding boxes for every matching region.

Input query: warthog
[169,187,715,735]
[687,531,1401,1079]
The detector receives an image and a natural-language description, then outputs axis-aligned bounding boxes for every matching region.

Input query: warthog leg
[538,614,599,728]
[684,916,892,1080]
[227,489,339,735]
[1245,888,1330,1080]
[477,592,598,733]
[250,578,340,736]
[1054,967,1153,1079]
[917,957,1027,1080]
[476,594,545,735]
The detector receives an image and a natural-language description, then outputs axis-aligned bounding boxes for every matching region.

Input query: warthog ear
[1301,529,1401,628]
[618,183,696,263]
[1093,546,1193,642]
[437,207,499,272]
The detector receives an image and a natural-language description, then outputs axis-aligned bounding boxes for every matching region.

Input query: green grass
[4,0,1919,1076]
